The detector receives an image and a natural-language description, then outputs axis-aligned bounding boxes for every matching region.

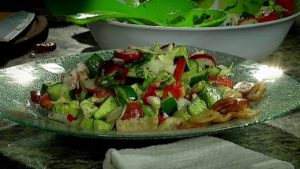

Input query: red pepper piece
[121,102,144,120]
[163,81,185,100]
[208,76,234,88]
[173,58,186,81]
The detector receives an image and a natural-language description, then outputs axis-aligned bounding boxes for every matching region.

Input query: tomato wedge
[173,58,186,81]
[163,81,185,100]
[114,48,143,62]
[121,102,144,120]
[208,76,234,88]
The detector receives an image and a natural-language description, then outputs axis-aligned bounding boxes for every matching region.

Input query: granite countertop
[0,24,299,169]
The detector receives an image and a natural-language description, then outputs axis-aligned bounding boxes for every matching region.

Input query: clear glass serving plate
[1,47,300,139]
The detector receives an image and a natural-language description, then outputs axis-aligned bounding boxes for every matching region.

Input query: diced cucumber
[53,100,79,117]
[187,97,207,116]
[191,81,207,93]
[141,73,155,91]
[130,83,143,98]
[142,105,154,117]
[174,111,191,121]
[115,86,138,105]
[79,117,94,130]
[182,69,207,86]
[189,59,199,71]
[189,70,207,86]
[93,120,113,131]
[200,85,223,108]
[177,98,191,111]
[105,106,125,124]
[207,67,221,76]
[161,96,177,116]
[80,99,98,118]
[85,53,104,78]
[47,82,71,101]
[94,96,118,120]
[127,67,147,79]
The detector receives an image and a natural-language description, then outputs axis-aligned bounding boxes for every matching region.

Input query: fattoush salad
[30,44,266,132]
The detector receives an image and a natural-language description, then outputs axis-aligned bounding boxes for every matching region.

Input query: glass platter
[1,47,300,140]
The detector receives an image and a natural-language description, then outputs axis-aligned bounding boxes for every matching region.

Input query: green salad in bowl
[44,0,298,27]
[30,44,266,132]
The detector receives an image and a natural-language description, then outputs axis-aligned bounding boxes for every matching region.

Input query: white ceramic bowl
[88,12,300,61]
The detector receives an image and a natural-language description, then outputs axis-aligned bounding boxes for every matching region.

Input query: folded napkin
[103,136,294,169]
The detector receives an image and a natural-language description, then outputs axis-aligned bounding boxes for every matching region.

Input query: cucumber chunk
[93,120,113,131]
[79,117,94,130]
[94,96,118,120]
[115,86,138,105]
[200,85,223,108]
[47,82,71,101]
[188,97,207,116]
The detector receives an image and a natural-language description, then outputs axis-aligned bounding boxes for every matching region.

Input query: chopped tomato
[163,81,185,100]
[173,58,186,81]
[257,12,279,23]
[121,102,144,120]
[209,76,234,88]
[114,49,143,62]
[143,82,160,104]
[39,93,53,109]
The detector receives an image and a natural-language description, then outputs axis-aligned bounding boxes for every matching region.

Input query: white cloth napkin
[103,136,294,169]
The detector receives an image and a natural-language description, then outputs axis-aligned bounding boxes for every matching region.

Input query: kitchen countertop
[0,24,299,169]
